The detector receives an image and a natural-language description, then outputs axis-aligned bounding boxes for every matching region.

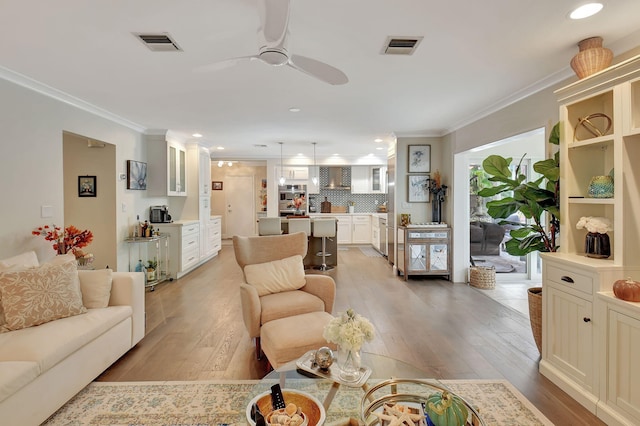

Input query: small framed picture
[127,160,147,190]
[408,174,430,203]
[78,176,97,197]
[408,145,431,173]
[212,181,223,190]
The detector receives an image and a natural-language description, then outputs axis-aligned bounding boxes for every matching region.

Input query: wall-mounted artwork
[408,174,430,202]
[212,181,223,190]
[127,160,147,190]
[408,145,431,173]
[78,176,97,197]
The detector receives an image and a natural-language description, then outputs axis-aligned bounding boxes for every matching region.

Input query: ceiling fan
[197,0,348,85]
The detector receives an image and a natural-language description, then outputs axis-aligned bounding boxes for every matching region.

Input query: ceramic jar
[587,175,614,198]
[570,36,613,79]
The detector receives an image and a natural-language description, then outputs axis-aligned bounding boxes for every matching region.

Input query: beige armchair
[233,232,336,359]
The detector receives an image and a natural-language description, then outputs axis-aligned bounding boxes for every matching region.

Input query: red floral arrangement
[32,225,94,257]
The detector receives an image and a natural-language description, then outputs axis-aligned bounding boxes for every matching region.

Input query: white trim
[0,66,146,133]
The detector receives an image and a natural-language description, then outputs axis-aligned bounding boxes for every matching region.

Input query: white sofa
[0,270,145,425]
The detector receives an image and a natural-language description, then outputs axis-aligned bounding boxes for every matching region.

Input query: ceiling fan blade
[289,54,349,85]
[257,0,290,49]
[194,55,259,73]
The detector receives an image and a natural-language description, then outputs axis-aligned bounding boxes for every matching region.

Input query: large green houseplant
[477,123,560,354]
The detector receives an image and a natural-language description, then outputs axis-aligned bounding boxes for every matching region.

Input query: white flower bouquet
[323,308,375,352]
[576,216,613,234]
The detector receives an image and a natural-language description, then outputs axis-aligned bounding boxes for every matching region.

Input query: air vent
[134,33,182,52]
[254,144,268,148]
[382,36,423,55]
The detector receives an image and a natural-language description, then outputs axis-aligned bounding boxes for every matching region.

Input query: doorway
[224,175,256,238]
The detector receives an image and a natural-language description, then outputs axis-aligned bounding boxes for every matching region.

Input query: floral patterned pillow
[0,260,87,331]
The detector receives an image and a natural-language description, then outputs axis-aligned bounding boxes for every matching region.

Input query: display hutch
[540,54,640,426]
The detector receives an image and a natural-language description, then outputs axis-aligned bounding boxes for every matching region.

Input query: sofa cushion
[0,251,41,332]
[260,290,325,325]
[0,260,87,332]
[0,361,39,404]
[0,305,132,372]
[78,269,113,309]
[244,255,306,296]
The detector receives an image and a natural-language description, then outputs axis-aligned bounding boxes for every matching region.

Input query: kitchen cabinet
[155,221,200,279]
[275,166,308,182]
[371,217,380,251]
[146,134,187,196]
[207,216,222,258]
[351,166,387,194]
[397,227,450,280]
[597,293,640,426]
[352,215,371,244]
[334,215,352,244]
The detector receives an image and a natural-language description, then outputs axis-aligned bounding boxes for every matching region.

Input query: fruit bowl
[246,388,325,425]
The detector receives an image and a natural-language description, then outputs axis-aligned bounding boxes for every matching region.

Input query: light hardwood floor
[99,242,605,425]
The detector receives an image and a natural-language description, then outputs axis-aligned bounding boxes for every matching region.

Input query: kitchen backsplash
[312,167,387,213]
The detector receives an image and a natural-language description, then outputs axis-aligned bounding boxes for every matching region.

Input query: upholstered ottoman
[260,311,336,369]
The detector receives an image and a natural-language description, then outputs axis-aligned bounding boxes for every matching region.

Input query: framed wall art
[212,181,223,190]
[408,144,431,173]
[408,174,430,203]
[127,160,147,190]
[78,176,97,197]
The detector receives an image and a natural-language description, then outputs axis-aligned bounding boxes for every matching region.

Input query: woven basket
[528,287,542,354]
[469,266,496,289]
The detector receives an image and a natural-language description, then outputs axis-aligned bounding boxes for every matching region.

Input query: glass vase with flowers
[292,195,305,215]
[576,216,613,258]
[323,308,375,382]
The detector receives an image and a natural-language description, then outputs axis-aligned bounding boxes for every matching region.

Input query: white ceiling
[2,0,640,164]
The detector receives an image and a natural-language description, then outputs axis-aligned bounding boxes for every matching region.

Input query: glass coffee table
[247,351,486,425]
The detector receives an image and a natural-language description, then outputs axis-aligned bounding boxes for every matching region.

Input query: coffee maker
[149,205,172,223]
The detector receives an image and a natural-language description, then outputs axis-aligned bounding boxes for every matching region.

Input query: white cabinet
[156,221,200,279]
[371,217,380,251]
[334,215,352,244]
[352,215,371,244]
[147,134,187,196]
[276,166,308,182]
[209,216,222,256]
[199,149,211,196]
[351,166,387,193]
[308,166,320,194]
[595,294,640,426]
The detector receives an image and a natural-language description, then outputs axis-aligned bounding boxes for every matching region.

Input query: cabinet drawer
[352,215,371,223]
[182,223,200,237]
[547,264,593,295]
[182,244,200,269]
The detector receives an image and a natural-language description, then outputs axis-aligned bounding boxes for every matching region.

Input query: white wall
[0,78,163,270]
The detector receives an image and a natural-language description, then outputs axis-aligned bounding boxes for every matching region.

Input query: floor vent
[134,33,182,52]
[382,36,423,55]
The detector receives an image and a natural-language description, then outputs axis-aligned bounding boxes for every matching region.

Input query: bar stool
[287,218,311,237]
[313,218,336,271]
[258,217,282,236]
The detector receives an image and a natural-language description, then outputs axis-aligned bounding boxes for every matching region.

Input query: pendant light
[311,142,318,186]
[278,142,286,186]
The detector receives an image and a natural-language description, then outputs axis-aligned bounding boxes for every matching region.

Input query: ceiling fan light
[569,3,603,19]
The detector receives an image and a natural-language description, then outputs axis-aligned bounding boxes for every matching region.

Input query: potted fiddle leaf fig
[477,123,560,354]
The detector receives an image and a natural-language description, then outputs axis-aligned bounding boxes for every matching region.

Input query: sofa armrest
[302,274,336,314]
[240,283,261,338]
[110,272,145,347]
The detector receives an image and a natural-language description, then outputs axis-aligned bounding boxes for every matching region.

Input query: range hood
[323,167,351,190]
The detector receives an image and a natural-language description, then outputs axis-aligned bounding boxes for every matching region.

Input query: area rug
[359,246,383,257]
[43,379,552,426]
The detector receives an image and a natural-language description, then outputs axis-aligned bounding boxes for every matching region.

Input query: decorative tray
[296,350,372,388]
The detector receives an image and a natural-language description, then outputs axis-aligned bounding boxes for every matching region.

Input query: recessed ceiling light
[192,133,203,138]
[376,147,384,150]
[374,138,383,143]
[289,107,301,112]
[216,146,225,150]
[569,3,603,19]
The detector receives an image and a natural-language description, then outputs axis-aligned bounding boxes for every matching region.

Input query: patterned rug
[43,379,552,426]
[359,247,383,257]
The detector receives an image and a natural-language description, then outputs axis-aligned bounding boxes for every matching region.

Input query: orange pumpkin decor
[613,278,640,302]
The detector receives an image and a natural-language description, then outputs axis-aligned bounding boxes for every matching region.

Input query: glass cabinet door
[169,145,177,193]
[408,243,427,272]
[429,244,448,272]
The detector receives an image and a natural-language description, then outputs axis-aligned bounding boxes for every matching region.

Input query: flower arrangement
[32,224,94,257]
[292,195,305,209]
[576,216,613,234]
[323,308,375,352]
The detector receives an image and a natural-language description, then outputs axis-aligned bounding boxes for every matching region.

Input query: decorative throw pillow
[0,251,40,332]
[0,260,87,331]
[78,269,113,309]
[243,255,306,296]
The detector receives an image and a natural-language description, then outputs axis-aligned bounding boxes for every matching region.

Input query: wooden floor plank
[99,242,605,425]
